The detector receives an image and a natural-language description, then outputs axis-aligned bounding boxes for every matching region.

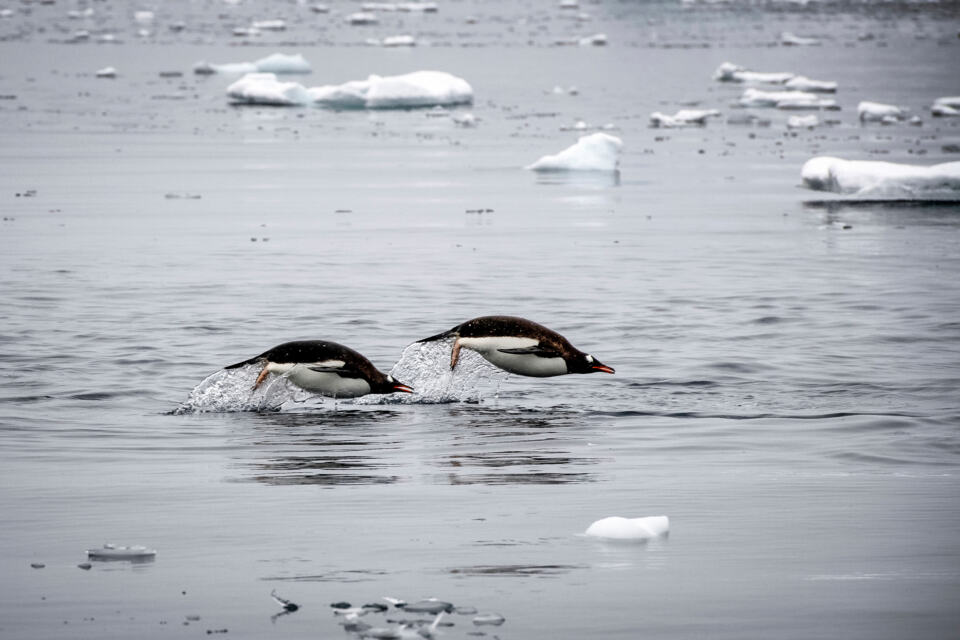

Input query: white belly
[269,363,372,398]
[458,336,569,378]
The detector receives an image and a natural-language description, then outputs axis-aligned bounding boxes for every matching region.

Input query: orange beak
[393,383,415,394]
[592,364,615,374]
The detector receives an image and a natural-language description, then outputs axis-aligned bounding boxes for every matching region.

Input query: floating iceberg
[649,108,720,127]
[787,114,819,129]
[858,101,904,122]
[784,76,837,93]
[780,31,819,46]
[194,53,312,75]
[310,71,473,109]
[526,132,622,172]
[739,88,836,109]
[226,73,312,106]
[932,96,960,117]
[801,156,960,198]
[584,516,669,541]
[713,62,793,84]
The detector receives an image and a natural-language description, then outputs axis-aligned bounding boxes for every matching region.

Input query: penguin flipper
[497,346,560,357]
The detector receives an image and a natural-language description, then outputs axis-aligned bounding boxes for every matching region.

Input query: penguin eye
[585,354,594,363]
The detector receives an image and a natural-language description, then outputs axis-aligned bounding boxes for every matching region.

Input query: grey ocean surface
[1,0,959,638]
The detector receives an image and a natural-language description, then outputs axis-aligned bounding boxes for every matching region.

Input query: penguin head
[569,352,615,375]
[374,374,414,395]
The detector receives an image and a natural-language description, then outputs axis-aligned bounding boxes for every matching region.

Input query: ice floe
[227,73,312,106]
[526,132,622,172]
[713,62,793,84]
[932,96,960,117]
[858,101,904,122]
[649,108,720,127]
[784,76,837,93]
[787,114,819,129]
[310,70,473,109]
[801,156,960,198]
[739,88,836,109]
[584,516,670,541]
[194,53,311,75]
[780,31,820,46]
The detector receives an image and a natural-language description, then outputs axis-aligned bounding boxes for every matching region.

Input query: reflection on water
[802,199,960,227]
[232,405,602,487]
[533,170,621,189]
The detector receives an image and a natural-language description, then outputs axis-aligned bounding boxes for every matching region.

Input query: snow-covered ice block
[932,96,960,117]
[801,156,960,197]
[382,34,416,46]
[526,132,622,172]
[740,88,835,109]
[650,108,720,127]
[310,70,472,109]
[787,114,819,129]
[584,516,669,541]
[195,53,312,75]
[780,31,819,46]
[713,62,794,84]
[784,76,837,93]
[227,73,311,106]
[858,101,904,122]
[87,544,157,560]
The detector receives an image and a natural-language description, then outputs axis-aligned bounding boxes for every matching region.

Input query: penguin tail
[224,356,261,369]
[416,328,457,343]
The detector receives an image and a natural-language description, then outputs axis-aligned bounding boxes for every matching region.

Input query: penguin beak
[392,383,414,394]
[591,364,615,374]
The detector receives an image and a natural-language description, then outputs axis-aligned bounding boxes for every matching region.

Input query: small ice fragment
[331,601,353,609]
[787,114,819,129]
[252,19,286,31]
[77,562,92,570]
[560,0,579,8]
[526,132,622,172]
[364,629,400,639]
[455,606,478,615]
[382,596,406,608]
[31,562,45,569]
[932,97,960,117]
[95,67,117,78]
[362,603,388,612]
[800,156,960,197]
[780,31,819,46]
[739,88,836,110]
[87,544,157,560]
[134,11,154,23]
[452,112,477,127]
[858,101,904,122]
[784,76,837,93]
[346,12,378,25]
[584,515,670,540]
[404,600,454,614]
[398,2,438,11]
[473,612,506,626]
[578,33,607,46]
[649,109,720,128]
[382,35,416,47]
[311,4,330,13]
[713,62,794,84]
[309,70,473,109]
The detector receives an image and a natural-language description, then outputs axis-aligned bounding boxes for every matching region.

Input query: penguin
[224,340,413,398]
[416,315,615,378]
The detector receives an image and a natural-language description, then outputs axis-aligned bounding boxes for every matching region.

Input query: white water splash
[357,339,510,405]
[173,365,314,413]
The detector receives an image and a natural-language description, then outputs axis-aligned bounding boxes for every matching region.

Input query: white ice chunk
[87,544,157,560]
[578,32,607,46]
[195,53,312,75]
[584,516,669,541]
[95,66,117,78]
[858,101,904,122]
[740,88,835,109]
[346,11,379,24]
[801,156,960,197]
[311,4,330,13]
[226,73,311,106]
[560,0,579,7]
[932,96,960,117]
[252,19,286,31]
[134,10,154,23]
[382,34,416,46]
[713,62,794,84]
[784,76,837,93]
[787,114,819,129]
[780,31,819,46]
[310,70,472,109]
[452,112,477,127]
[397,2,438,10]
[649,108,720,127]
[526,132,622,172]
